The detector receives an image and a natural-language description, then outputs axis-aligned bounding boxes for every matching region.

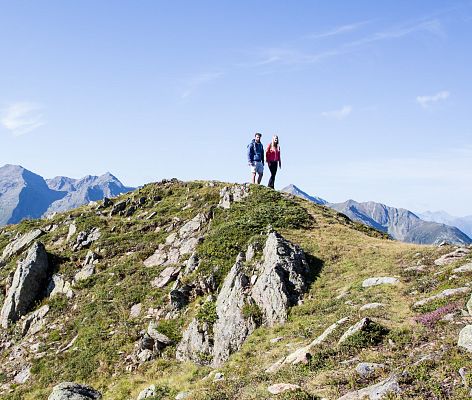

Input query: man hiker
[247,132,264,184]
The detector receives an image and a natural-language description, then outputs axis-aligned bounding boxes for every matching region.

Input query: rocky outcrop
[267,383,302,395]
[21,304,49,336]
[47,274,74,299]
[338,374,401,399]
[434,248,470,266]
[1,242,50,328]
[176,318,213,365]
[362,277,399,288]
[413,287,471,308]
[212,256,256,366]
[177,231,311,367]
[218,184,250,209]
[251,231,310,326]
[72,228,101,251]
[0,229,44,266]
[266,317,348,373]
[48,382,102,400]
[144,213,208,268]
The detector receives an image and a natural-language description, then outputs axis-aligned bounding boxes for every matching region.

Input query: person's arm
[265,144,270,164]
[247,144,253,165]
[279,147,282,168]
[261,143,264,164]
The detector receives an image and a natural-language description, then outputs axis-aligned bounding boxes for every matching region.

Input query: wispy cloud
[416,90,450,108]
[307,21,369,40]
[321,105,352,120]
[180,72,224,99]
[0,102,45,136]
[249,17,444,69]
[347,18,444,47]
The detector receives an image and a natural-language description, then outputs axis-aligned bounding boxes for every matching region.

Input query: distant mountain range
[418,210,472,239]
[0,164,133,226]
[282,184,471,246]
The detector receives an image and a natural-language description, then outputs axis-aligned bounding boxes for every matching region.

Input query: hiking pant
[268,161,278,189]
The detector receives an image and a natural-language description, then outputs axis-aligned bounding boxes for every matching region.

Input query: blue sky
[1,1,472,215]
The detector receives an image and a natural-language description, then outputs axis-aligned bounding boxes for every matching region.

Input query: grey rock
[453,262,472,274]
[110,200,128,216]
[151,266,181,288]
[355,362,385,378]
[66,223,77,242]
[48,382,102,400]
[212,258,256,367]
[74,264,95,282]
[0,228,44,264]
[179,213,207,238]
[137,349,154,363]
[48,274,74,299]
[14,366,31,384]
[467,294,472,315]
[169,286,191,310]
[266,317,348,373]
[183,253,199,275]
[359,303,384,311]
[147,321,173,350]
[137,385,156,400]
[176,318,212,364]
[83,250,98,266]
[458,325,472,352]
[130,303,142,318]
[175,392,190,400]
[435,248,470,266]
[73,228,101,251]
[339,318,376,345]
[267,383,302,395]
[22,304,50,336]
[413,287,471,308]
[179,237,200,256]
[251,231,310,326]
[362,277,399,288]
[1,242,50,328]
[144,247,168,267]
[218,184,250,209]
[213,372,224,382]
[337,374,401,399]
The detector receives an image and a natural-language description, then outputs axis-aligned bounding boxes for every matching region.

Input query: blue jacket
[247,139,264,163]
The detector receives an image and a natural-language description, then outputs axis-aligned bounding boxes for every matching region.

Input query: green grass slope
[0,180,470,399]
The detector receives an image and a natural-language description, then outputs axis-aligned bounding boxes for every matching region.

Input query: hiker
[247,132,264,184]
[266,135,281,189]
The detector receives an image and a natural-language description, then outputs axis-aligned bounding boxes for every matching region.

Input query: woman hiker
[266,135,281,189]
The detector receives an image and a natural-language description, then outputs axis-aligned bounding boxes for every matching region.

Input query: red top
[266,144,281,162]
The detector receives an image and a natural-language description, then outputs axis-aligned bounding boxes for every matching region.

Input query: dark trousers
[268,161,278,189]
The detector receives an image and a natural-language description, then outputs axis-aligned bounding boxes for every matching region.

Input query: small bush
[242,302,263,326]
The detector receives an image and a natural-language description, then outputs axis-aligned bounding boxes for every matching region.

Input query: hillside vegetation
[0,180,471,400]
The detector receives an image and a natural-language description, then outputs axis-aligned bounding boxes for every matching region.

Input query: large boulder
[48,382,102,400]
[1,242,50,328]
[175,318,213,365]
[251,231,310,326]
[0,228,44,266]
[458,325,472,353]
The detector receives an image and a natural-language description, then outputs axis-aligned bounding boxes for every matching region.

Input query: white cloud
[416,90,450,108]
[181,72,224,99]
[321,105,352,120]
[307,21,369,39]
[0,102,45,136]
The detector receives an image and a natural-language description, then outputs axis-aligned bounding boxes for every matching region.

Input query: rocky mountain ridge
[0,164,132,226]
[282,184,472,246]
[0,180,471,399]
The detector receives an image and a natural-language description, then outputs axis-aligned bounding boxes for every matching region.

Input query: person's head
[254,132,262,143]
[272,135,279,148]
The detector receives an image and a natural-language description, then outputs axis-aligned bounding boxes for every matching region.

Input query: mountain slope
[0,164,132,226]
[0,165,66,226]
[0,181,471,400]
[281,184,471,246]
[419,210,472,238]
[330,199,471,245]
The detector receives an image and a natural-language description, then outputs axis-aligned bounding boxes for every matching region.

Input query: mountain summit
[0,165,132,226]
